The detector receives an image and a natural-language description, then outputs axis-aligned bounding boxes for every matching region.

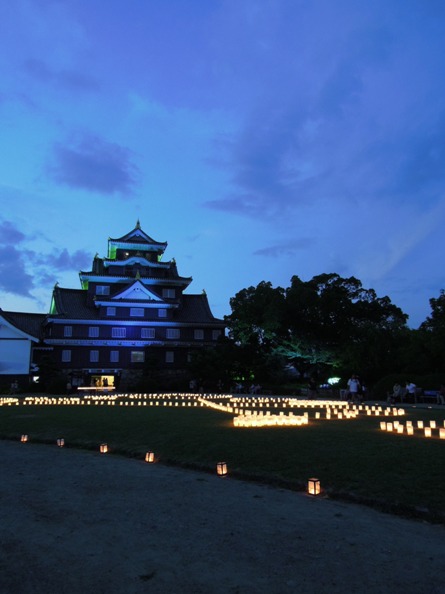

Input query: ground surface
[1,440,444,594]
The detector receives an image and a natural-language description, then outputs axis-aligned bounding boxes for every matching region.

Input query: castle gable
[111,280,162,302]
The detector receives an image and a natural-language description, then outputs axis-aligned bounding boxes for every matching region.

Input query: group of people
[388,381,445,405]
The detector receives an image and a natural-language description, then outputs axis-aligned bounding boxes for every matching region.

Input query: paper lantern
[145,451,155,463]
[439,428,445,439]
[424,427,432,438]
[407,426,414,435]
[100,443,108,453]
[380,421,386,430]
[417,421,424,429]
[20,434,28,443]
[57,438,65,447]
[430,421,436,429]
[308,477,321,496]
[216,462,228,476]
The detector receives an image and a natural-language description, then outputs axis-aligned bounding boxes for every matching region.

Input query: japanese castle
[0,222,225,391]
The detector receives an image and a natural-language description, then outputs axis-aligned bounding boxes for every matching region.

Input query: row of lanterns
[380,420,445,438]
[18,434,322,496]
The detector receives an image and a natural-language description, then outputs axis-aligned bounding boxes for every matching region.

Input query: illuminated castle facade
[0,222,225,390]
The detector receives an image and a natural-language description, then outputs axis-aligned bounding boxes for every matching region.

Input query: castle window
[110,350,119,363]
[62,349,71,362]
[166,328,180,339]
[165,351,174,363]
[107,307,116,316]
[194,329,204,340]
[130,307,144,317]
[112,327,126,338]
[90,350,99,363]
[131,351,145,363]
[96,286,110,295]
[158,309,167,318]
[64,326,72,337]
[162,288,175,299]
[141,328,155,339]
[89,326,99,338]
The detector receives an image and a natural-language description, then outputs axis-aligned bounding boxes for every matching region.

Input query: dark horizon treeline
[188,273,445,391]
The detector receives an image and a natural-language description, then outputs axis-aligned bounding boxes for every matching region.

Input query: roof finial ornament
[135,270,141,280]
[136,219,141,229]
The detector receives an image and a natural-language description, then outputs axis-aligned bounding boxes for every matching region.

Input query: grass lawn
[1,396,444,521]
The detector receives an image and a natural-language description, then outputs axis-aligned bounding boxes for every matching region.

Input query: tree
[418,289,445,372]
[226,281,286,347]
[226,273,409,384]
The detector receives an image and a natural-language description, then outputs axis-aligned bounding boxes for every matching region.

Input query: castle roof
[180,294,225,326]
[109,221,167,249]
[0,309,46,339]
[51,287,96,320]
[49,286,224,325]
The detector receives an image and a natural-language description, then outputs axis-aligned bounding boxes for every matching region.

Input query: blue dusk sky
[1,0,445,327]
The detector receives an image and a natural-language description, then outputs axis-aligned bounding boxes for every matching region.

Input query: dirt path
[0,440,444,594]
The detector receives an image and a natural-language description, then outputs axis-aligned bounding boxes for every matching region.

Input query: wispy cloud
[253,238,315,257]
[47,135,140,196]
[24,58,100,93]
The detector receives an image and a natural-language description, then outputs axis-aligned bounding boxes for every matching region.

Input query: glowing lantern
[216,462,228,476]
[145,451,155,463]
[439,428,445,439]
[417,421,424,429]
[407,426,414,435]
[57,438,65,447]
[424,427,432,438]
[20,434,28,442]
[380,421,386,430]
[308,478,321,496]
[100,443,108,453]
[386,422,393,432]
[430,421,436,429]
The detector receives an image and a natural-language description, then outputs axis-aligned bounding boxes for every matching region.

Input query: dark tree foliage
[225,273,409,384]
[227,281,286,347]
[34,353,65,393]
[418,289,445,372]
[186,337,279,392]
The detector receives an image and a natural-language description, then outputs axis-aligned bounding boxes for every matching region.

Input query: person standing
[347,375,361,403]
[308,377,318,399]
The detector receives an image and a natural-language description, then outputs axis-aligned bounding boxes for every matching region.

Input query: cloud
[0,246,34,297]
[395,116,445,196]
[253,238,315,257]
[24,58,100,93]
[0,221,26,244]
[48,135,139,195]
[203,3,445,226]
[38,248,90,271]
[0,219,90,300]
